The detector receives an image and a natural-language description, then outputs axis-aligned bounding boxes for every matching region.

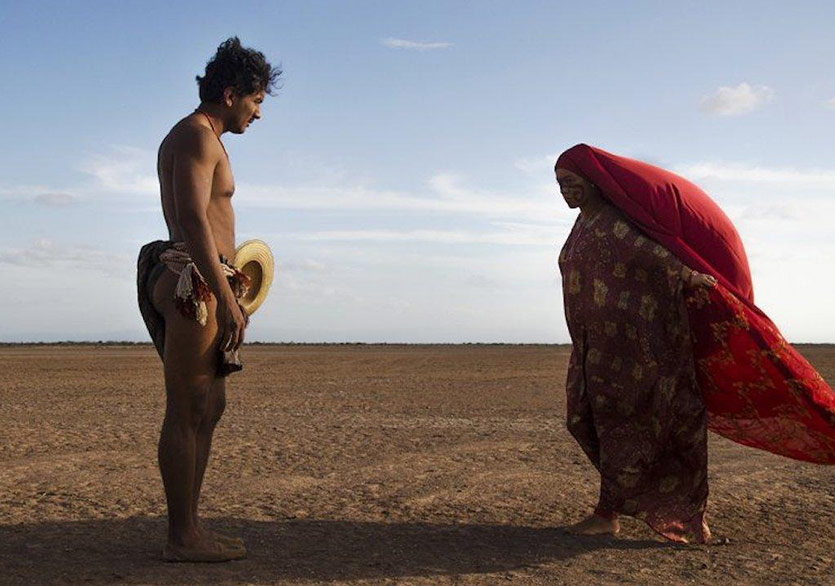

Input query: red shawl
[556,144,835,464]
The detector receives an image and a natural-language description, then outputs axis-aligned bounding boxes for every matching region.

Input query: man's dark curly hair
[196,37,281,102]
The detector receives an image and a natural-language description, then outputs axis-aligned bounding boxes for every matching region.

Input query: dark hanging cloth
[136,240,247,377]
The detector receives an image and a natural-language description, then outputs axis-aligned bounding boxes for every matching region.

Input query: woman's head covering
[556,143,754,304]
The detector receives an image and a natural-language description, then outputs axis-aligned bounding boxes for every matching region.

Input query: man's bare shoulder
[160,115,223,162]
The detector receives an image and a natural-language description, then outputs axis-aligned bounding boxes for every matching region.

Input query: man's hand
[217,293,247,352]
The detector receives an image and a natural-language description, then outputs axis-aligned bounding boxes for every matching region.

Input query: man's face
[556,168,592,209]
[227,89,266,134]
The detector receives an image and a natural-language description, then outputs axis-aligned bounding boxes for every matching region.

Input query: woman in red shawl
[555,144,835,544]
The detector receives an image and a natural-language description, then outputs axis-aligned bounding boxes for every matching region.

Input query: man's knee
[165,381,214,428]
[206,388,226,426]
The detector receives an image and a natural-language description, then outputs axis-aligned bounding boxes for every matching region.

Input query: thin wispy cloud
[675,161,835,189]
[700,83,774,116]
[515,153,559,175]
[736,204,798,221]
[300,220,560,246]
[279,259,328,273]
[80,146,157,197]
[381,37,453,51]
[238,173,562,222]
[0,239,132,277]
[5,145,564,225]
[0,147,156,205]
[0,184,79,204]
[34,193,76,206]
[302,229,549,245]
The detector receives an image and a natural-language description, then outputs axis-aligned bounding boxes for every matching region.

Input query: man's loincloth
[137,240,250,377]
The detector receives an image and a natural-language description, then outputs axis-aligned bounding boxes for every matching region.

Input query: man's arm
[171,129,246,352]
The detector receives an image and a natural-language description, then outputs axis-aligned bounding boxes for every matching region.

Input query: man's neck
[195,103,227,136]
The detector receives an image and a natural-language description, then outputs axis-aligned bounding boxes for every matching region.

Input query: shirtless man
[137,37,280,562]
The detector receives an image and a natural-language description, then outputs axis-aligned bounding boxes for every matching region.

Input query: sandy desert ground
[1,344,834,585]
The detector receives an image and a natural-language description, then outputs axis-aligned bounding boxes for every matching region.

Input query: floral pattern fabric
[559,205,709,543]
[686,284,835,463]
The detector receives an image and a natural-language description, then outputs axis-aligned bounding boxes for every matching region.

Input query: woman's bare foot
[567,514,621,536]
[700,519,711,543]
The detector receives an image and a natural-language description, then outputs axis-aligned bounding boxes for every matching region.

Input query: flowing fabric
[556,144,835,464]
[559,205,709,543]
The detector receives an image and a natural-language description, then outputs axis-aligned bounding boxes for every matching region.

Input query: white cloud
[279,259,328,273]
[0,184,80,204]
[237,173,564,223]
[515,153,559,175]
[2,146,567,228]
[300,227,555,246]
[80,146,157,197]
[0,239,131,277]
[0,146,156,206]
[381,37,453,51]
[735,204,798,221]
[826,97,835,110]
[292,219,562,247]
[675,161,835,190]
[34,192,76,206]
[700,83,774,116]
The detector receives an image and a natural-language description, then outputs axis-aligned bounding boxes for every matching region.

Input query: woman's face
[556,168,594,209]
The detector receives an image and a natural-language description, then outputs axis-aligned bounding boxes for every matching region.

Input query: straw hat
[233,239,275,315]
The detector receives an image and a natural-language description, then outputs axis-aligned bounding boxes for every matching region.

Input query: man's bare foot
[567,514,620,536]
[207,530,245,548]
[162,535,246,563]
[196,522,245,548]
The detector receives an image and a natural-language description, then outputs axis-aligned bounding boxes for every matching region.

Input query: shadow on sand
[1,517,670,584]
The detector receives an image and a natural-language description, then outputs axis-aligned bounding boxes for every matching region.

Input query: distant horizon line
[0,340,569,347]
[2,340,834,347]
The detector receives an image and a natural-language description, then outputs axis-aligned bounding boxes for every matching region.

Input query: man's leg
[153,272,244,561]
[190,377,243,545]
[192,376,224,523]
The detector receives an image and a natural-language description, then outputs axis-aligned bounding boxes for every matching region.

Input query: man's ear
[222,87,236,107]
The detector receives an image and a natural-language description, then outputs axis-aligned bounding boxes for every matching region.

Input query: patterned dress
[558,204,709,543]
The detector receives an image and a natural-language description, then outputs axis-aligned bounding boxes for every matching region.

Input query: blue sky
[1,0,834,342]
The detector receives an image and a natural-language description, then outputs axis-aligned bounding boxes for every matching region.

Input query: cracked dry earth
[1,344,834,585]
